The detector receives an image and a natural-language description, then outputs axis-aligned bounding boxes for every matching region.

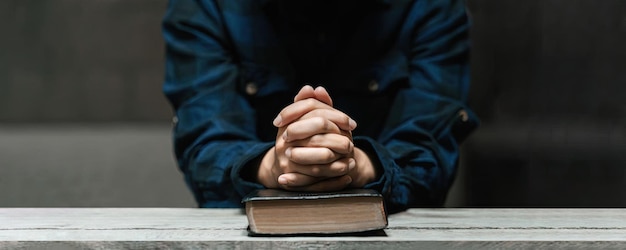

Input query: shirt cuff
[230,142,274,199]
[354,136,394,198]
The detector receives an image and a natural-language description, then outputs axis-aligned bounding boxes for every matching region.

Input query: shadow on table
[247,229,388,237]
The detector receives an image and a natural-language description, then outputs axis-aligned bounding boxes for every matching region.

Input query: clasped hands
[257,85,377,192]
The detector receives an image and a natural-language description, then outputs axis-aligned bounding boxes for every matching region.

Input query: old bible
[242,188,387,235]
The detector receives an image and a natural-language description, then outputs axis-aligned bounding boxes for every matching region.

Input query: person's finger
[288,146,337,164]
[287,146,349,165]
[299,108,357,131]
[277,172,322,187]
[279,174,352,192]
[290,157,355,177]
[282,116,341,142]
[273,98,333,127]
[293,85,333,106]
[293,85,316,103]
[276,136,352,175]
[289,133,354,155]
[313,86,333,106]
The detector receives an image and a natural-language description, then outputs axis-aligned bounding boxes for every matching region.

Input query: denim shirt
[162,0,478,212]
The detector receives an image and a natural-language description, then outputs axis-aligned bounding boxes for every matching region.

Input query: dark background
[1,0,625,207]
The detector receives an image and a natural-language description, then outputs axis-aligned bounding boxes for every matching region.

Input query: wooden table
[2,208,625,249]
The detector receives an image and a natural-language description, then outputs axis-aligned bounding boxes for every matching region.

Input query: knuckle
[323,148,335,162]
[343,161,351,174]
[341,140,353,152]
[309,134,322,146]
[341,161,351,174]
[278,160,289,171]
[310,166,321,176]
[336,164,348,175]
[343,115,350,127]
[304,98,318,107]
[323,121,331,132]
[313,116,326,128]
[283,125,293,137]
[277,154,291,170]
[311,109,324,116]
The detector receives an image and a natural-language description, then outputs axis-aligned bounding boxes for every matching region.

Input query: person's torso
[219,0,416,140]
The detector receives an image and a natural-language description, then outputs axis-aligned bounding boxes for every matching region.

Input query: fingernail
[345,176,353,185]
[285,147,292,158]
[282,131,288,142]
[348,158,356,171]
[278,176,288,185]
[349,119,357,130]
[273,115,282,127]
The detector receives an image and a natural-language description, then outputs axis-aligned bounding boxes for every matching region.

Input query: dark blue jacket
[162,0,478,212]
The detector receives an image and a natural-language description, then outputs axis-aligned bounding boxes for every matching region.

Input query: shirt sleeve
[361,0,479,213]
[162,0,269,207]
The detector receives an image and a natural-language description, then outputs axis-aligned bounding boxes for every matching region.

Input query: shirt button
[172,116,179,125]
[245,82,258,95]
[457,109,469,122]
[367,80,379,92]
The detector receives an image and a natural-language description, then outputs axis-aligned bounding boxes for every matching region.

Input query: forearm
[256,146,277,189]
[353,102,477,213]
[179,138,272,207]
[354,136,452,212]
[348,147,380,188]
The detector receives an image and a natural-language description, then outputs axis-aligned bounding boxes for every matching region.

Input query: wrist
[257,147,279,188]
[349,147,379,188]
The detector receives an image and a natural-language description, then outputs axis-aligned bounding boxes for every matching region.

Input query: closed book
[242,188,387,235]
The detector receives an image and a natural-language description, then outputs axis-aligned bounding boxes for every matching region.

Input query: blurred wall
[0,124,196,207]
[1,0,625,207]
[460,0,626,206]
[0,0,195,207]
[0,0,171,122]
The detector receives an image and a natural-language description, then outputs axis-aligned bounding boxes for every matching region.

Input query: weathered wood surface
[1,208,626,249]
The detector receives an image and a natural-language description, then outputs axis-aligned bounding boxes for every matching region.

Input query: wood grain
[2,208,626,249]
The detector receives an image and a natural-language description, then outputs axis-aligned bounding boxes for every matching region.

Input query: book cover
[243,189,387,235]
